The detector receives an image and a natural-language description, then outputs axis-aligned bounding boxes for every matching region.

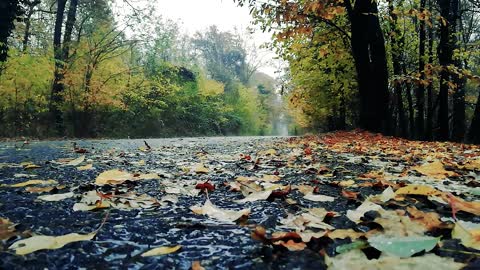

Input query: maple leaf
[195,180,215,192]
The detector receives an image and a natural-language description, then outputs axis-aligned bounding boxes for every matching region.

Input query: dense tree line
[0,0,279,138]
[236,0,480,143]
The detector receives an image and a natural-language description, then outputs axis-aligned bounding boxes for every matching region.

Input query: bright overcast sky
[124,0,280,77]
[154,0,279,77]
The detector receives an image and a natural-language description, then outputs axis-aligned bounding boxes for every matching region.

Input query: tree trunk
[389,0,407,138]
[416,0,427,140]
[345,0,390,133]
[437,0,456,141]
[0,0,22,72]
[49,0,79,136]
[49,0,68,136]
[450,0,465,142]
[425,0,434,141]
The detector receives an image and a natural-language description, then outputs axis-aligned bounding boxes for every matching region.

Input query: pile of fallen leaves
[1,131,480,269]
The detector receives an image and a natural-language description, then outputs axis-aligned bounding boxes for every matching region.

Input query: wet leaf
[412,160,458,179]
[395,184,443,197]
[326,250,465,270]
[37,192,74,202]
[190,199,250,223]
[77,164,93,171]
[235,190,272,203]
[9,232,96,255]
[452,221,480,250]
[66,155,85,166]
[368,235,439,257]
[346,201,382,223]
[141,245,181,257]
[4,179,58,188]
[303,193,335,202]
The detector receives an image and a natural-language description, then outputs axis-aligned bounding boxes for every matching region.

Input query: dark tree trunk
[450,0,465,142]
[426,0,435,141]
[389,0,407,138]
[0,0,22,66]
[49,0,68,136]
[437,0,456,141]
[416,0,427,139]
[345,0,390,133]
[49,0,78,136]
[469,89,480,144]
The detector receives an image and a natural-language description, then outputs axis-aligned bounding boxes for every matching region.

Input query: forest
[0,0,285,138]
[0,0,480,142]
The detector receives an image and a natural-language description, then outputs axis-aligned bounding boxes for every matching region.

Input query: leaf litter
[0,131,479,269]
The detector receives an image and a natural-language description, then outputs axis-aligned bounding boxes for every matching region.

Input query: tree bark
[416,0,427,139]
[49,0,68,136]
[425,5,434,141]
[345,0,390,133]
[49,0,78,136]
[451,0,465,142]
[437,0,457,141]
[389,0,407,138]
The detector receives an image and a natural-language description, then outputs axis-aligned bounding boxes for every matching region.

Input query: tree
[235,0,390,133]
[0,0,23,68]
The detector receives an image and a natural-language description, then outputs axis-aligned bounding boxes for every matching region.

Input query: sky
[140,0,279,77]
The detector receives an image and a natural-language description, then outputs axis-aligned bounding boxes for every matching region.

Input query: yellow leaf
[9,232,96,255]
[77,164,93,171]
[327,229,364,240]
[412,160,458,179]
[395,184,443,196]
[6,179,57,188]
[452,221,480,250]
[23,164,41,170]
[262,149,277,156]
[194,164,209,174]
[141,245,182,257]
[95,169,132,185]
[261,174,280,182]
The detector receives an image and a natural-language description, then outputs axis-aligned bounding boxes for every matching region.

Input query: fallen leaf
[195,180,215,192]
[407,206,447,231]
[346,201,382,223]
[277,239,306,251]
[412,160,458,179]
[0,218,17,241]
[37,192,74,202]
[25,186,56,193]
[261,174,280,182]
[303,193,335,202]
[95,170,133,185]
[395,184,443,197]
[190,199,250,223]
[191,261,205,270]
[445,193,480,216]
[327,229,364,240]
[77,164,93,171]
[66,155,85,166]
[341,190,359,200]
[368,235,439,257]
[194,164,209,174]
[235,190,272,203]
[9,232,96,255]
[4,179,58,188]
[326,249,465,270]
[141,245,181,257]
[452,221,480,250]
